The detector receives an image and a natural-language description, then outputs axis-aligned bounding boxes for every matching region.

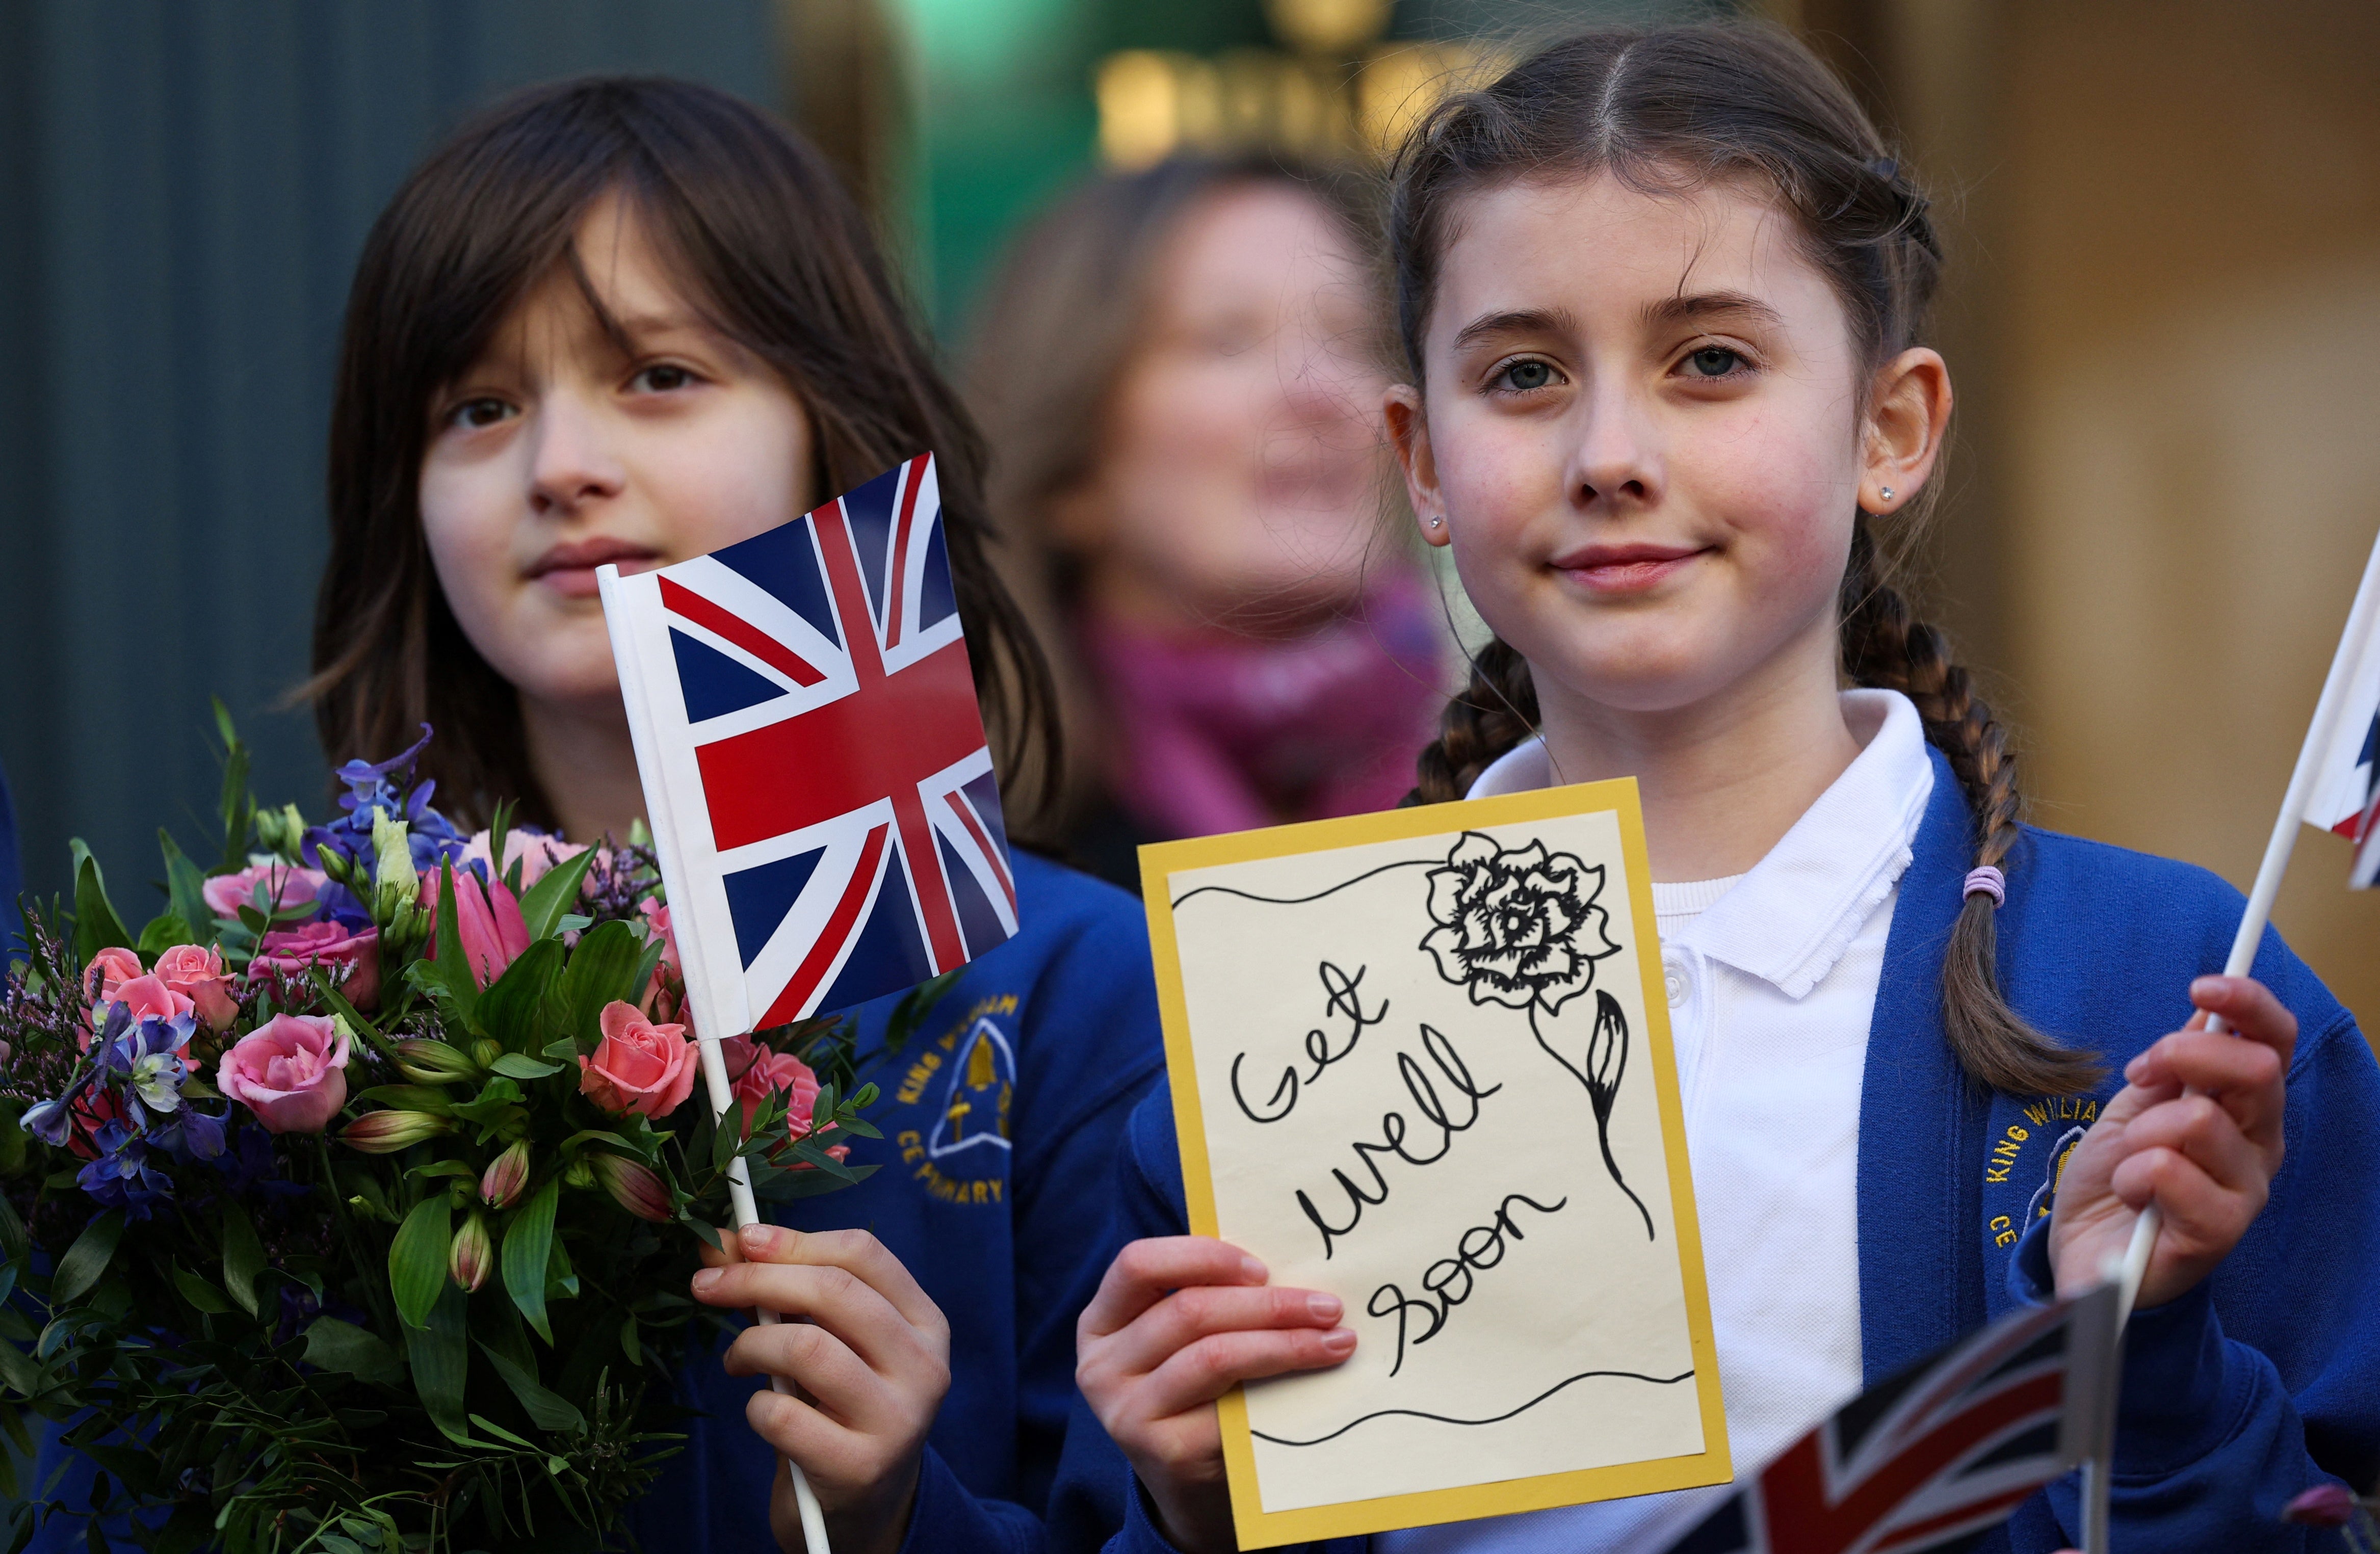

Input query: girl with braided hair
[1055,20,2380,1554]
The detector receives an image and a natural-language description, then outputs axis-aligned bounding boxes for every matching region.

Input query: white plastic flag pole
[2082,525,2380,1554]
[599,566,834,1554]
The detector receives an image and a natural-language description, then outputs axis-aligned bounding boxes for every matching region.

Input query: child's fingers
[1082,1237,1268,1340]
[724,1318,885,1423]
[2188,974,2298,1064]
[731,1224,945,1336]
[744,1383,872,1480]
[699,1228,746,1271]
[2107,1095,2267,1207]
[1099,1283,1345,1380]
[2123,1029,2287,1149]
[1134,1325,1357,1420]
[696,1261,940,1380]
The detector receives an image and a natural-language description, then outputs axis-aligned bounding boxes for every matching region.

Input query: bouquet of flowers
[0,713,888,1552]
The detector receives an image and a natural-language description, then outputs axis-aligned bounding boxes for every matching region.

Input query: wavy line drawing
[1170,857,1436,911]
[1248,1367,1695,1447]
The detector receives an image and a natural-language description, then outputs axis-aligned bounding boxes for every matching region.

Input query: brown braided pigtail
[1841,518,2104,1093]
[1407,637,1541,806]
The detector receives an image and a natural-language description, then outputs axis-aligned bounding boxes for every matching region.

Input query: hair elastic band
[1963,865,2006,907]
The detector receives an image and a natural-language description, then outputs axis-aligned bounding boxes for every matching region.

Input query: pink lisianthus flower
[251,920,382,1011]
[201,861,326,919]
[217,1013,350,1134]
[459,828,588,891]
[577,1002,697,1119]
[152,943,239,1031]
[85,946,144,1008]
[420,866,529,989]
[732,1048,848,1168]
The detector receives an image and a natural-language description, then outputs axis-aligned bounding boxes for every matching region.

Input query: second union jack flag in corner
[1660,1284,2117,1554]
[601,454,1019,1033]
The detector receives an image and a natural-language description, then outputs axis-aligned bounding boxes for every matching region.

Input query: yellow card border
[1138,777,1730,1549]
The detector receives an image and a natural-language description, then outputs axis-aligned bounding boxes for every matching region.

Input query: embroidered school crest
[1983,1093,2105,1253]
[887,992,1020,1207]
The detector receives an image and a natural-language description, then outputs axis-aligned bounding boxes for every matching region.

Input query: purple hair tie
[1963,865,2006,907]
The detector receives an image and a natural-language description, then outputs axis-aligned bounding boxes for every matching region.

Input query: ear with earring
[1878,486,1894,504]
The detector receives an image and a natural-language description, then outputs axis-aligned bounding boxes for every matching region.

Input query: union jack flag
[2302,533,2380,888]
[1662,1284,2117,1554]
[599,454,1019,1034]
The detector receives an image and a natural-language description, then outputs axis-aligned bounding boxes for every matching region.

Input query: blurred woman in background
[968,158,1448,886]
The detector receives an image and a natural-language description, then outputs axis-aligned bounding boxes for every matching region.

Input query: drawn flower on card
[1419,833,1620,1015]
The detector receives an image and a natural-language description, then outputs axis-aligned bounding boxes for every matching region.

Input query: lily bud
[370,807,420,926]
[480,1140,531,1210]
[471,1039,501,1070]
[587,1152,672,1222]
[339,1109,453,1154]
[2282,1485,2359,1528]
[395,1038,479,1086]
[449,1210,494,1293]
[256,803,309,862]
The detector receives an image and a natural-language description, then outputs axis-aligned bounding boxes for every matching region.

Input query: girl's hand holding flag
[2047,974,2294,1307]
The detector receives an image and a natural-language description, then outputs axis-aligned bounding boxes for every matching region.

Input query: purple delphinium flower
[76,1121,174,1219]
[302,726,465,927]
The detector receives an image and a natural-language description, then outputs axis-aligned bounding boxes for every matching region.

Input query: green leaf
[388,1198,453,1331]
[473,1337,585,1432]
[0,1330,36,1395]
[517,848,599,943]
[303,1316,405,1385]
[0,1182,24,1263]
[169,1262,232,1315]
[449,1077,524,1130]
[476,937,563,1053]
[882,968,963,1057]
[501,1177,561,1345]
[403,1282,476,1446]
[428,860,479,1022]
[68,850,134,965]
[753,1163,880,1201]
[487,1052,562,1081]
[555,919,642,1044]
[159,831,212,937]
[50,1210,124,1304]
[220,1198,266,1316]
[618,1314,642,1368]
[135,913,195,959]
[356,1085,455,1116]
[214,697,254,873]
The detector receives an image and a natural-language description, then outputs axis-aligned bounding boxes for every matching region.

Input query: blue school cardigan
[1050,746,2380,1554]
[28,852,1165,1554]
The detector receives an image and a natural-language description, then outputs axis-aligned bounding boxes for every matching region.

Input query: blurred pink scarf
[1081,574,1447,839]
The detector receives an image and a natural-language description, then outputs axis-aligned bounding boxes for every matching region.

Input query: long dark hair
[1394,24,2100,1095]
[306,76,1058,837]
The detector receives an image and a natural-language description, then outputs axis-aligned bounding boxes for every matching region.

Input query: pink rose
[83,966,197,1052]
[716,1032,759,1082]
[638,900,682,978]
[217,1013,350,1134]
[460,828,588,890]
[577,1001,697,1119]
[731,1049,845,1169]
[153,943,239,1031]
[420,867,529,989]
[202,861,326,919]
[251,920,382,1011]
[84,945,144,1009]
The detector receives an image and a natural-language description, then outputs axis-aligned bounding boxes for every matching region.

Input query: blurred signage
[1095,0,1486,167]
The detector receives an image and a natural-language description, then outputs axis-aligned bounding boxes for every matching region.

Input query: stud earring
[1878,486,1895,503]
[1429,516,1443,529]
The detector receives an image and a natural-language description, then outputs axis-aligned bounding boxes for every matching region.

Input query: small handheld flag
[598,453,1017,1554]
[2301,529,2380,888]
[598,452,1021,1038]
[1661,1284,2119,1554]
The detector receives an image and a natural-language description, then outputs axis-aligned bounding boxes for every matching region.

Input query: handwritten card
[1141,779,1728,1547]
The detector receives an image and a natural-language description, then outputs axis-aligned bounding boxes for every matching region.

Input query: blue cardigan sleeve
[2004,987,2380,1553]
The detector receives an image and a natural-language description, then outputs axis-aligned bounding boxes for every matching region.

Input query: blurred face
[1393,171,1884,721]
[1062,182,1388,634]
[419,195,817,713]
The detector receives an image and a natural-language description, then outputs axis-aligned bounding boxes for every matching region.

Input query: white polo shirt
[1378,688,1936,1554]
